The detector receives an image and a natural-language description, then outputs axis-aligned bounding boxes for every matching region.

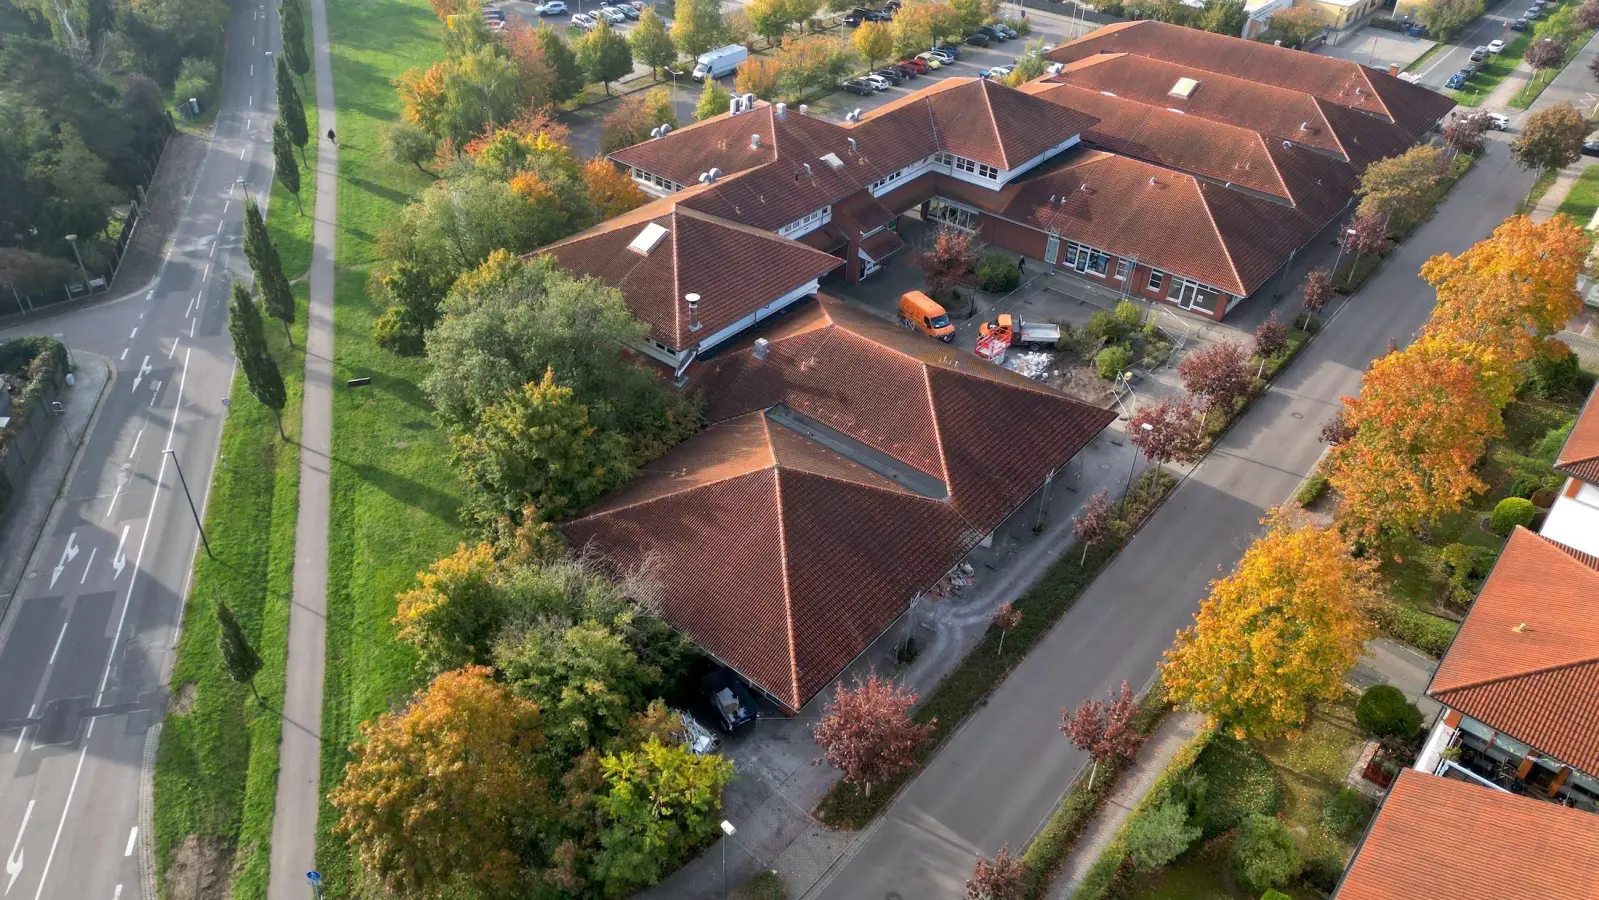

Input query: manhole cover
[1290,411,1304,419]
[886,894,903,900]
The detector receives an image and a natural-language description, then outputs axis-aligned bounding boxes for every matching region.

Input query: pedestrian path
[1528,158,1598,223]
[265,0,337,892]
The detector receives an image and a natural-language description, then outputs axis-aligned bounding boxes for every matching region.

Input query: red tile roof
[566,296,1113,709]
[1556,382,1599,484]
[921,77,1101,170]
[1428,527,1599,774]
[1045,20,1454,136]
[541,198,841,350]
[1334,769,1599,900]
[859,227,905,262]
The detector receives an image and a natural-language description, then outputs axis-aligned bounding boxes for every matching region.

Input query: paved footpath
[266,0,337,891]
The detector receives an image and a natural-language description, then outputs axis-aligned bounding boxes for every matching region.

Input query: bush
[1114,299,1144,332]
[1123,799,1201,873]
[1368,601,1458,657]
[1085,310,1125,345]
[1095,344,1133,380]
[1229,814,1301,895]
[1527,349,1584,400]
[975,251,1020,293]
[174,56,218,109]
[1490,496,1537,534]
[1262,892,1293,900]
[1194,735,1282,838]
[735,870,785,900]
[1321,787,1375,842]
[1509,463,1565,499]
[1532,420,1575,465]
[1438,543,1492,594]
[1355,685,1422,739]
[1296,471,1329,505]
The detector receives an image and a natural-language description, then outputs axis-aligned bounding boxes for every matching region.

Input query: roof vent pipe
[799,104,809,115]
[847,137,858,154]
[660,123,671,137]
[708,167,722,180]
[1299,121,1308,130]
[802,162,813,177]
[685,293,702,332]
[753,338,770,359]
[742,93,755,107]
[1148,177,1157,186]
[751,133,761,149]
[775,102,787,118]
[650,126,662,139]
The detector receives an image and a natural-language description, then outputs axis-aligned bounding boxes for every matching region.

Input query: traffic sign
[306,871,322,885]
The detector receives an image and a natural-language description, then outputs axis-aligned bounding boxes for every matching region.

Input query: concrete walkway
[1529,157,1599,222]
[1045,712,1207,900]
[266,0,337,892]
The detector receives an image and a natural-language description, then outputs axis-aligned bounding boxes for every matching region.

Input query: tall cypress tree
[242,197,296,346]
[280,0,311,83]
[216,601,264,703]
[272,120,301,213]
[276,57,309,163]
[229,282,288,436]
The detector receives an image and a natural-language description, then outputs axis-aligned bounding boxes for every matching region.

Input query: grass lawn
[1510,30,1596,108]
[1446,31,1532,107]
[314,0,465,892]
[150,95,316,899]
[1555,164,1599,226]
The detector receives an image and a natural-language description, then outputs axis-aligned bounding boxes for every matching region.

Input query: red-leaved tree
[1253,312,1288,361]
[1178,340,1252,411]
[1443,113,1489,157]
[1526,37,1567,72]
[1061,681,1143,789]
[992,603,1022,656]
[1302,267,1333,315]
[1072,488,1116,565]
[1344,213,1388,286]
[912,226,979,300]
[1578,0,1599,30]
[813,672,936,797]
[965,844,1026,900]
[1319,409,1355,445]
[1129,400,1204,466]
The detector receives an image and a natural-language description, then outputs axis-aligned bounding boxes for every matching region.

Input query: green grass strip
[1446,30,1533,107]
[151,98,316,900]
[1510,29,1596,108]
[1554,164,1599,226]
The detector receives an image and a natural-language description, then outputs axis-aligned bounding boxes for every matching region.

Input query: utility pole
[166,449,213,558]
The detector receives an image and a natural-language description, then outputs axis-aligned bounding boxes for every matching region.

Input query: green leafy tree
[630,7,676,77]
[576,19,635,95]
[276,56,309,163]
[537,24,587,102]
[242,197,296,344]
[394,542,506,674]
[441,43,529,144]
[215,601,263,702]
[452,367,637,526]
[271,120,301,213]
[1229,814,1302,895]
[671,0,726,58]
[383,121,437,177]
[591,735,736,894]
[371,260,454,355]
[1415,0,1483,40]
[747,0,792,45]
[494,620,661,755]
[280,0,311,81]
[1354,144,1443,234]
[1124,800,1201,873]
[1200,0,1247,34]
[696,76,731,119]
[1511,102,1586,200]
[228,282,288,436]
[949,0,997,31]
[1003,42,1046,86]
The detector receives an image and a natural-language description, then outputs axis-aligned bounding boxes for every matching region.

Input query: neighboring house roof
[565,296,1114,709]
[541,197,841,350]
[919,77,1101,170]
[1428,527,1599,774]
[1043,19,1455,135]
[1555,382,1599,484]
[1334,769,1599,900]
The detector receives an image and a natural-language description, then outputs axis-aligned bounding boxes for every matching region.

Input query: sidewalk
[1046,712,1207,900]
[0,354,112,618]
[1528,157,1599,222]
[265,0,338,892]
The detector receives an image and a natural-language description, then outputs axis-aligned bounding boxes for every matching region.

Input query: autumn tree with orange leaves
[1420,213,1587,403]
[583,159,649,219]
[1161,509,1377,739]
[1326,336,1504,540]
[331,666,551,899]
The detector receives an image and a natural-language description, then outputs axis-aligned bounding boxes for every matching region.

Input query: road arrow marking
[4,800,32,894]
[112,526,130,581]
[132,356,151,394]
[49,533,79,589]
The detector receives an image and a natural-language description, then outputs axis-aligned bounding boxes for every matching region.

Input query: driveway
[801,132,1536,900]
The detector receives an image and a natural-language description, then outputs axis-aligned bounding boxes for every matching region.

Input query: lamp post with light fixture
[1125,421,1153,501]
[720,820,736,898]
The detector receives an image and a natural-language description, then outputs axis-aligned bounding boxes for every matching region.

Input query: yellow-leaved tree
[1161,509,1378,739]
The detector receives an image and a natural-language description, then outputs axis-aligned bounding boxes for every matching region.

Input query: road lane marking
[128,425,145,459]
[49,532,79,589]
[222,201,229,216]
[250,63,253,76]
[217,216,226,233]
[190,317,197,337]
[79,548,96,585]
[47,619,68,667]
[203,263,210,280]
[168,338,179,359]
[5,799,33,894]
[248,95,253,107]
[128,328,137,339]
[132,356,151,393]
[185,296,195,317]
[113,886,121,900]
[209,242,215,258]
[119,348,127,361]
[112,526,130,581]
[30,745,87,900]
[123,828,137,858]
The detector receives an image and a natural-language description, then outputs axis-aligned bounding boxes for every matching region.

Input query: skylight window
[627,221,670,256]
[1168,77,1200,99]
[819,152,845,170]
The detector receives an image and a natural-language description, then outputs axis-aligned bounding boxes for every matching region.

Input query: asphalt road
[805,137,1536,899]
[0,2,278,897]
[1408,0,1532,91]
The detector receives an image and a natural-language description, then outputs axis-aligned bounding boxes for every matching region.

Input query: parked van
[898,290,954,342]
[692,44,749,81]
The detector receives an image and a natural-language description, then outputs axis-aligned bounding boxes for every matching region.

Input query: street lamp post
[166,448,214,558]
[1330,226,1357,280]
[64,233,89,287]
[1124,421,1153,501]
[720,820,736,898]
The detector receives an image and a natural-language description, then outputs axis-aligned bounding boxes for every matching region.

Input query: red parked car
[898,56,930,74]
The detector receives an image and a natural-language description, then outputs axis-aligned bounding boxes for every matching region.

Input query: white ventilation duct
[708,167,722,180]
[742,93,755,107]
[660,123,672,137]
[751,133,761,149]
[753,338,769,359]
[847,137,858,154]
[729,97,741,116]
[798,104,809,116]
[650,126,662,139]
[685,293,702,331]
[775,102,787,118]
[802,162,812,177]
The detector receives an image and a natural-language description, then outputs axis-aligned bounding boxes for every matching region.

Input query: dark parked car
[843,6,868,24]
[872,67,905,84]
[886,62,917,78]
[965,31,991,46]
[867,7,892,19]
[977,24,1010,40]
[1583,139,1599,157]
[702,671,758,731]
[1511,16,1528,29]
[1445,71,1466,89]
[841,77,877,95]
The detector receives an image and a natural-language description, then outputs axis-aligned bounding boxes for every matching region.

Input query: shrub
[1509,464,1565,499]
[1229,814,1301,895]
[1194,735,1282,838]
[175,56,219,109]
[1263,892,1293,900]
[1114,299,1144,332]
[1527,349,1584,400]
[1321,787,1375,841]
[1368,601,1458,657]
[1356,685,1422,739]
[1490,496,1537,534]
[735,870,785,900]
[1438,543,1492,594]
[975,251,1020,293]
[1532,421,1575,465]
[1296,471,1329,505]
[1095,344,1133,380]
[1085,310,1125,345]
[1123,799,1201,873]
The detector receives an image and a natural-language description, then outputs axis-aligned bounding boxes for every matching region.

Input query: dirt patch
[170,681,197,716]
[1047,366,1116,406]
[165,834,229,900]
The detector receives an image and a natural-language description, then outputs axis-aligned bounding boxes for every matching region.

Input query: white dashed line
[168,338,179,360]
[47,620,68,666]
[79,548,95,585]
[128,425,145,459]
[123,828,137,857]
[190,318,197,338]
[129,328,137,339]
[119,348,128,361]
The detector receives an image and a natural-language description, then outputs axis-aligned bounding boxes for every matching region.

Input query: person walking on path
[326,128,336,145]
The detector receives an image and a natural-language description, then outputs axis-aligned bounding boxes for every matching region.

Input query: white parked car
[1487,38,1506,53]
[862,73,892,90]
[570,11,596,28]
[535,0,567,13]
[596,5,626,22]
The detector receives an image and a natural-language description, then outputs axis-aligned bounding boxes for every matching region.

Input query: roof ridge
[1194,179,1247,296]
[770,467,803,710]
[670,210,683,341]
[1351,65,1396,123]
[1554,383,1599,473]
[567,463,770,521]
[1432,654,1599,698]
[981,79,1007,169]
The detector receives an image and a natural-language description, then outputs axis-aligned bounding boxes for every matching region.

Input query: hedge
[0,336,69,515]
[1368,600,1458,657]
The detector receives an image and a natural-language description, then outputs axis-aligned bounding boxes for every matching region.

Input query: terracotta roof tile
[1428,527,1599,773]
[859,228,905,262]
[1334,769,1599,900]
[922,77,1100,170]
[1556,382,1599,483]
[541,202,841,349]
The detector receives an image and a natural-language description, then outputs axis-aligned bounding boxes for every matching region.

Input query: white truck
[692,44,749,81]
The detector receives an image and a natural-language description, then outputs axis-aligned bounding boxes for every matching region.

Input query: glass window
[1114,260,1129,281]
[1147,270,1163,292]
